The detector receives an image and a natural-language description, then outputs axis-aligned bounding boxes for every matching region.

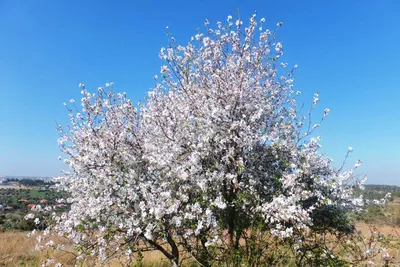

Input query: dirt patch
[356,222,400,236]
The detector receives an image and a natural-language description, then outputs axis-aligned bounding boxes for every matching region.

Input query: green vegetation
[354,184,400,200]
[350,185,400,226]
[0,186,67,232]
[0,188,61,208]
[28,190,47,199]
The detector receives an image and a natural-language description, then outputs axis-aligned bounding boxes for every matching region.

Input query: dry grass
[355,222,400,264]
[356,222,400,236]
[0,232,169,267]
[0,232,42,266]
[1,223,399,266]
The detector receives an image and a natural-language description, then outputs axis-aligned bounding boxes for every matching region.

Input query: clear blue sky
[0,0,399,185]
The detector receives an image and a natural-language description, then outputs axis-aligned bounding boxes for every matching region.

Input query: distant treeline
[364,184,400,192]
[3,178,55,187]
[354,184,400,200]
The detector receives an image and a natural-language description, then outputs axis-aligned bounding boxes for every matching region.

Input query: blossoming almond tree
[38,14,368,266]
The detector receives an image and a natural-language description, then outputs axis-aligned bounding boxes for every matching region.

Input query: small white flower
[161,65,168,73]
[25,213,35,220]
[275,42,282,52]
[354,160,362,168]
[125,249,132,256]
[313,94,319,105]
[348,147,353,152]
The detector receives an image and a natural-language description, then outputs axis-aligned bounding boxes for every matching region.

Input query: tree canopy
[36,14,370,267]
